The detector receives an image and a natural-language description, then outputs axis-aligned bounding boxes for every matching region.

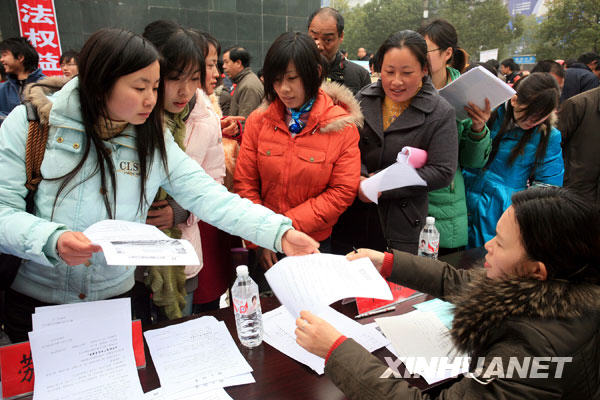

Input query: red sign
[0,320,146,399]
[15,0,63,76]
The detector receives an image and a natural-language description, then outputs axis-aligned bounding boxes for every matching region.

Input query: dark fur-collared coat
[325,250,600,399]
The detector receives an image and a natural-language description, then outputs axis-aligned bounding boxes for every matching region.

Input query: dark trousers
[4,288,133,344]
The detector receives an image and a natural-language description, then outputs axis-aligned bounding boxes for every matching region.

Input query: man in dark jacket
[558,87,600,205]
[308,7,370,95]
[560,58,599,103]
[0,37,45,125]
[222,46,264,120]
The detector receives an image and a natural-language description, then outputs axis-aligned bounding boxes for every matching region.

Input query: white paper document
[83,219,199,266]
[265,254,393,317]
[439,65,516,120]
[360,153,427,204]
[28,302,143,400]
[144,316,253,393]
[376,311,467,383]
[32,298,131,331]
[263,305,390,374]
[143,387,233,400]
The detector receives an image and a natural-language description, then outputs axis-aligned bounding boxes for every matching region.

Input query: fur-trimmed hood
[257,80,364,134]
[23,76,71,125]
[450,274,600,355]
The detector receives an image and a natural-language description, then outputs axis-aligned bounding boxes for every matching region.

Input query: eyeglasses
[426,48,441,53]
[60,63,77,67]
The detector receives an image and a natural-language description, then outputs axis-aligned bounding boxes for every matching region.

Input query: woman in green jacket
[295,187,600,399]
[418,19,492,253]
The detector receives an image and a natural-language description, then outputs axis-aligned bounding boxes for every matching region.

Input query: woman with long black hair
[0,28,318,342]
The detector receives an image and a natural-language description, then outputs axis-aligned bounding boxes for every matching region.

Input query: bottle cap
[426,216,435,225]
[236,265,249,276]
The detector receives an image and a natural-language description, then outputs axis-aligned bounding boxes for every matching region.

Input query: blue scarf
[287,98,315,134]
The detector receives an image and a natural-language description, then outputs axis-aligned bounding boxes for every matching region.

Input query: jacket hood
[23,76,71,125]
[450,273,600,355]
[257,81,363,134]
[7,68,45,84]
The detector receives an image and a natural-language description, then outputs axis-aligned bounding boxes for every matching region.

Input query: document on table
[83,219,199,266]
[265,253,393,317]
[28,317,143,400]
[263,305,390,374]
[360,151,427,204]
[376,311,467,383]
[32,298,131,331]
[413,298,455,329]
[143,316,253,392]
[144,387,234,400]
[439,65,516,120]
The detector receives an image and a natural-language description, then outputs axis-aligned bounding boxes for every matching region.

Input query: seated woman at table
[295,187,600,399]
[234,31,362,269]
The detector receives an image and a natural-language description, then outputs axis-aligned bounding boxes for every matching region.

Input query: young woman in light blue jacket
[0,28,318,342]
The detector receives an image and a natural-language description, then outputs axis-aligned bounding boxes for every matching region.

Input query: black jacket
[332,79,457,254]
[326,52,371,95]
[560,63,599,103]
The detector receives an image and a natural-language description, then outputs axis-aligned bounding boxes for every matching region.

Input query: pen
[353,246,358,254]
[355,304,397,319]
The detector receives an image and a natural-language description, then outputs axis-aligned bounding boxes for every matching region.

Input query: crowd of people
[1,5,599,398]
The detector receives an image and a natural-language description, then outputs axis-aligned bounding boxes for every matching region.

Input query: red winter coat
[234,82,363,242]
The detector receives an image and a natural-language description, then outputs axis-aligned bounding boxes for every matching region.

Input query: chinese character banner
[16,0,62,76]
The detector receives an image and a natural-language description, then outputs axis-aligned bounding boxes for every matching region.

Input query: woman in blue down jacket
[463,72,564,248]
[0,28,318,342]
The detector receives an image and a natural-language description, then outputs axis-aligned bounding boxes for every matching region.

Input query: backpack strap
[23,102,48,213]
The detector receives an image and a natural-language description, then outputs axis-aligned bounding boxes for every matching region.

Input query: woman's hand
[146,200,174,230]
[465,98,491,134]
[295,310,343,358]
[281,230,319,258]
[221,116,245,137]
[257,247,279,270]
[346,248,385,272]
[56,232,102,266]
[357,176,374,203]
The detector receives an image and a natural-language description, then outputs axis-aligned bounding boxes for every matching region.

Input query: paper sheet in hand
[143,316,253,392]
[376,311,467,383]
[265,253,393,316]
[360,152,426,204]
[263,305,389,374]
[83,219,199,266]
[439,65,516,120]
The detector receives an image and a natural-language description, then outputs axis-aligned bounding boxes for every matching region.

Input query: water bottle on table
[232,265,263,347]
[418,216,440,259]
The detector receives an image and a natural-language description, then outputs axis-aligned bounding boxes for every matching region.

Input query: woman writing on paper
[463,72,564,248]
[296,187,600,399]
[418,19,492,254]
[0,28,318,342]
[234,32,362,270]
[332,30,458,255]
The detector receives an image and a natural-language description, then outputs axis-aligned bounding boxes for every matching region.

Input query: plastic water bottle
[417,216,440,259]
[232,265,263,348]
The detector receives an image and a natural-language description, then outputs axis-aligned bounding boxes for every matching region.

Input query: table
[138,247,487,400]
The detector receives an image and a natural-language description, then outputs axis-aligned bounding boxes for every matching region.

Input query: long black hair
[373,30,431,81]
[262,32,325,104]
[143,20,206,86]
[512,187,600,284]
[485,73,559,175]
[418,19,467,72]
[50,28,166,218]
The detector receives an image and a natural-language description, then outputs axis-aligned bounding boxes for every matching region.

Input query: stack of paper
[263,306,390,374]
[28,298,144,400]
[376,310,467,384]
[143,316,254,397]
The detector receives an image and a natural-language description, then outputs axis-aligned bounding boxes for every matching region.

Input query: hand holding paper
[360,147,428,204]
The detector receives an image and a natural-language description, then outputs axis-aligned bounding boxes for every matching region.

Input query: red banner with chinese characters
[15,0,63,76]
[0,320,146,399]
